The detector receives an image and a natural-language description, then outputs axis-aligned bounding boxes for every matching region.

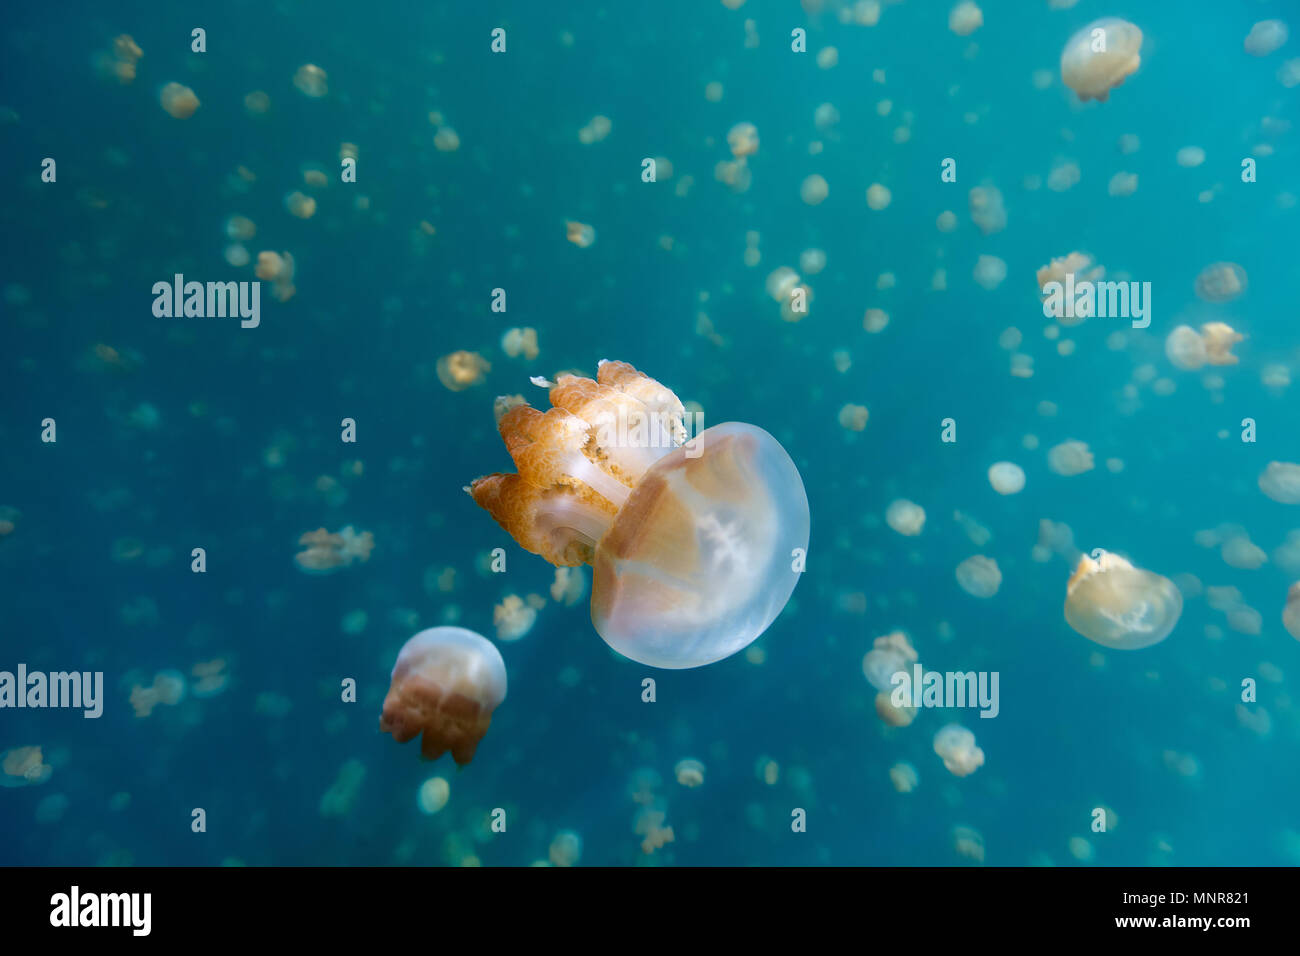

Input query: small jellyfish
[838,404,869,432]
[433,126,461,152]
[1164,325,1207,370]
[727,122,759,158]
[862,631,916,692]
[799,248,826,276]
[244,91,270,115]
[1194,262,1247,303]
[1063,550,1183,649]
[863,308,889,334]
[934,724,984,777]
[889,762,918,793]
[949,2,983,37]
[578,115,611,145]
[952,825,985,863]
[1199,322,1243,365]
[469,360,809,669]
[1047,440,1095,477]
[674,758,706,788]
[502,327,540,360]
[0,745,53,787]
[1108,171,1138,197]
[550,566,587,606]
[1260,462,1300,503]
[436,350,491,391]
[493,594,537,642]
[565,221,596,248]
[159,82,200,119]
[973,255,1007,291]
[956,555,1001,598]
[885,499,926,536]
[866,183,891,210]
[1060,18,1143,103]
[293,64,328,98]
[284,191,317,219]
[875,691,917,727]
[417,776,450,814]
[1283,582,1300,640]
[1245,20,1289,57]
[379,627,507,765]
[765,266,801,303]
[988,462,1025,495]
[800,174,829,206]
[968,186,1006,235]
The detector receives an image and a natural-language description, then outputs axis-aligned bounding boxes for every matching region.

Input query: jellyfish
[1063,549,1183,649]
[1165,325,1207,370]
[0,745,53,787]
[502,327,539,360]
[949,2,983,36]
[800,174,829,206]
[838,404,869,432]
[1194,263,1247,303]
[1060,18,1143,103]
[379,627,507,765]
[862,631,916,692]
[548,830,583,866]
[159,82,200,119]
[1245,20,1289,57]
[468,360,809,669]
[293,64,328,98]
[493,594,538,641]
[968,186,1006,235]
[1047,439,1094,476]
[726,122,759,158]
[1200,322,1244,365]
[1260,462,1300,503]
[885,498,925,536]
[956,555,1001,598]
[889,762,918,793]
[973,255,1007,291]
[1283,583,1300,641]
[933,724,984,777]
[578,115,611,145]
[436,350,491,391]
[565,221,596,248]
[988,462,1025,495]
[674,758,706,788]
[1108,171,1138,197]
[866,183,891,210]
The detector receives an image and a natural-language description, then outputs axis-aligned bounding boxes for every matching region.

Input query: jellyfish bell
[1060,18,1143,103]
[1063,550,1182,649]
[379,627,507,765]
[1284,583,1300,641]
[469,360,809,669]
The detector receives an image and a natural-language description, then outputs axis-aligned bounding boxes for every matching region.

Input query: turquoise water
[1,0,1298,866]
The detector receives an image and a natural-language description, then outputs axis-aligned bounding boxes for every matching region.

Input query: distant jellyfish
[800,174,829,205]
[1060,18,1143,102]
[875,691,917,727]
[1164,325,1207,370]
[799,248,826,275]
[863,308,889,333]
[1221,534,1267,570]
[577,115,611,145]
[1194,262,1247,303]
[1047,440,1094,476]
[417,776,450,814]
[952,825,986,863]
[1283,583,1300,640]
[284,191,317,219]
[293,64,328,97]
[501,327,540,360]
[225,215,256,241]
[885,498,926,536]
[674,758,706,788]
[889,762,918,793]
[988,462,1025,495]
[1245,20,1289,57]
[548,830,582,866]
[765,267,800,302]
[436,350,491,391]
[837,404,869,432]
[1175,145,1206,168]
[565,221,596,248]
[1107,171,1138,197]
[956,555,1001,598]
[1260,462,1300,503]
[1063,550,1183,649]
[1200,322,1243,365]
[493,593,537,642]
[862,630,916,692]
[934,724,985,777]
[159,82,200,119]
[968,186,1006,235]
[865,183,892,210]
[550,566,587,606]
[379,627,507,765]
[949,2,983,36]
[244,90,270,115]
[973,255,1007,290]
[1,746,52,787]
[727,122,759,158]
[433,126,461,152]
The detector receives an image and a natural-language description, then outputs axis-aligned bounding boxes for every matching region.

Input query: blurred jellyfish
[956,555,1001,598]
[863,308,889,333]
[1260,462,1300,503]
[953,826,986,863]
[436,350,491,391]
[1047,159,1081,192]
[577,115,612,145]
[1175,145,1206,168]
[968,186,1006,235]
[1063,550,1182,649]
[889,762,918,793]
[1283,583,1300,640]
[1164,325,1208,370]
[293,64,328,97]
[159,82,200,119]
[875,691,918,727]
[379,627,507,765]
[1060,18,1143,102]
[973,255,1007,290]
[98,34,143,84]
[493,594,537,642]
[866,183,891,210]
[284,191,316,219]
[502,327,540,360]
[1033,518,1080,564]
[937,210,958,232]
[244,90,270,115]
[319,760,365,817]
[953,510,992,547]
[1245,20,1289,57]
[635,808,675,855]
[565,221,596,248]
[1194,262,1247,303]
[224,215,256,241]
[949,2,983,36]
[799,248,826,275]
[1199,322,1243,365]
[727,122,759,158]
[0,746,52,787]
[988,462,1025,495]
[800,174,829,205]
[765,267,800,302]
[294,526,374,573]
[468,360,808,669]
[417,776,451,814]
[862,631,917,693]
[1047,440,1094,476]
[886,499,926,536]
[1221,534,1267,570]
[549,830,582,866]
[1108,172,1138,197]
[934,724,985,777]
[550,566,587,606]
[191,659,229,698]
[255,250,296,302]
[674,758,706,788]
[433,126,460,152]
[838,404,869,432]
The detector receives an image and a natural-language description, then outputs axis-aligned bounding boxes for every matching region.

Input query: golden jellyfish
[502,327,540,360]
[726,122,759,158]
[1283,583,1300,640]
[468,360,809,669]
[1047,439,1094,476]
[244,90,270,115]
[1108,171,1138,197]
[674,758,706,788]
[956,555,1001,598]
[838,404,869,432]
[1063,549,1182,649]
[159,82,200,119]
[225,215,256,241]
[284,191,317,219]
[549,830,582,866]
[973,255,1007,291]
[1260,462,1300,504]
[933,723,984,777]
[968,185,1006,235]
[800,174,829,205]
[1060,18,1143,103]
[436,350,491,391]
[294,525,374,573]
[417,776,450,814]
[988,462,1025,495]
[1194,262,1247,303]
[1164,325,1208,370]
[565,221,596,248]
[1245,20,1289,57]
[433,126,460,152]
[255,250,296,302]
[949,2,983,37]
[1200,322,1243,365]
[293,64,328,98]
[493,593,538,641]
[866,183,891,210]
[379,627,507,765]
[885,498,925,536]
[875,691,917,727]
[0,746,52,787]
[889,762,918,793]
[862,630,917,692]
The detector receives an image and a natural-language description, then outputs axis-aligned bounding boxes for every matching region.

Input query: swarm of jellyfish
[468,360,809,669]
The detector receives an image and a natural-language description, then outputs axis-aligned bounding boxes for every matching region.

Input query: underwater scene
[1,0,1298,868]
